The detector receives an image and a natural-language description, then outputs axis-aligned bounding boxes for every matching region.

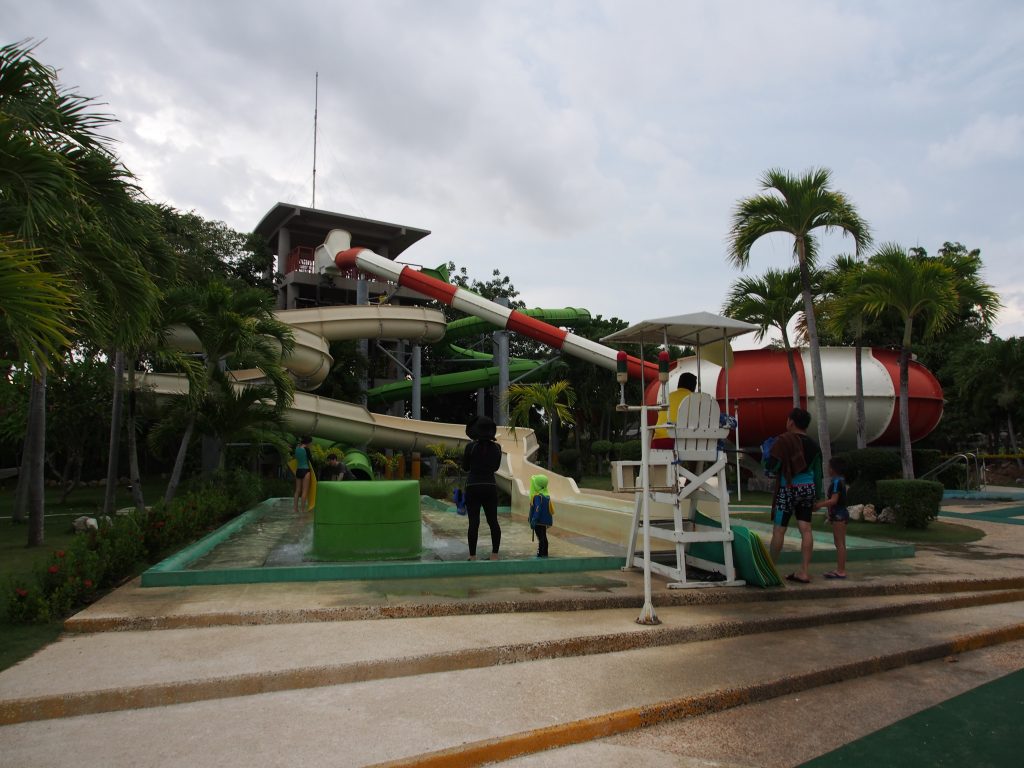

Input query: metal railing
[920,452,986,491]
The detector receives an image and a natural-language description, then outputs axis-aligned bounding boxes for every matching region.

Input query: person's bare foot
[489,552,499,561]
[467,555,477,561]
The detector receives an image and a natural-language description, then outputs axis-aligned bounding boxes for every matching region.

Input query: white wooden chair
[624,392,742,588]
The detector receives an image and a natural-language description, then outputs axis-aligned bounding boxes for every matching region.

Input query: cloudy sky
[8,1,1024,347]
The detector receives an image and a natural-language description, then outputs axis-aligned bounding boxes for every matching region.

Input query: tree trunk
[796,241,832,479]
[11,382,37,525]
[854,339,867,449]
[782,336,801,407]
[126,363,146,512]
[58,450,82,505]
[898,345,914,479]
[103,349,125,516]
[164,416,195,506]
[26,372,47,546]
[1007,412,1021,471]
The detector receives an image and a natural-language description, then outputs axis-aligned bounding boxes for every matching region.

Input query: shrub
[7,583,51,624]
[613,440,642,461]
[419,476,455,500]
[877,479,944,529]
[7,469,269,625]
[556,448,581,472]
[912,449,943,479]
[844,448,901,506]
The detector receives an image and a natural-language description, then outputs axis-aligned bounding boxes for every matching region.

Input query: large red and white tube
[319,231,658,381]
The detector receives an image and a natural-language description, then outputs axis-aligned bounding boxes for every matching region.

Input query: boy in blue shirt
[814,456,849,579]
[528,474,555,558]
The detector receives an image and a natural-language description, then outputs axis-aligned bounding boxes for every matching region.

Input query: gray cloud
[7,0,1024,339]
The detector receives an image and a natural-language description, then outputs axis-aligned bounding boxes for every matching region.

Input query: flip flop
[785,573,811,584]
[824,571,847,579]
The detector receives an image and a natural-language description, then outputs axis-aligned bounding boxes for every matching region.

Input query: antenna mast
[312,71,318,208]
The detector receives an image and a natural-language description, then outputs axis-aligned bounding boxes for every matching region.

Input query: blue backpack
[760,436,778,477]
[529,494,554,528]
[452,487,467,516]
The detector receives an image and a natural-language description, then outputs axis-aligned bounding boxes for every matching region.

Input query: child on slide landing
[528,474,555,558]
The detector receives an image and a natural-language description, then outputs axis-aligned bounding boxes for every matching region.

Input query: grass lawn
[730,510,985,545]
[0,480,155,672]
[578,476,984,546]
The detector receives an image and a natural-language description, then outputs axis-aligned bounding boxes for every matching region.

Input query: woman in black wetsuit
[462,416,503,560]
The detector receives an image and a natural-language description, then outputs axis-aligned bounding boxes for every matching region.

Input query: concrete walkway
[0,496,1022,767]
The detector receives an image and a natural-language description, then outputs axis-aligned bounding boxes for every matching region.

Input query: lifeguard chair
[624,392,742,588]
[602,312,758,624]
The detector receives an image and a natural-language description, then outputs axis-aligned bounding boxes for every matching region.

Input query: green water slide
[365,307,593,406]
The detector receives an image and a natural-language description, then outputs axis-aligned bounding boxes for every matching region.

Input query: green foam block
[313,480,422,561]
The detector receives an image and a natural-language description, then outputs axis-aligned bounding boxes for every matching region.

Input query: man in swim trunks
[765,408,822,583]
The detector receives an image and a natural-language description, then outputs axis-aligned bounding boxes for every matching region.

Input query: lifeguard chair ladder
[625,392,743,588]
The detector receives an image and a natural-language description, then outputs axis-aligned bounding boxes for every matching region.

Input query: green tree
[848,245,961,478]
[953,337,1024,463]
[819,254,874,448]
[556,315,636,449]
[1,40,159,544]
[0,237,73,372]
[722,267,804,407]
[154,280,294,503]
[157,205,273,290]
[505,380,577,469]
[728,168,872,476]
[901,242,1000,452]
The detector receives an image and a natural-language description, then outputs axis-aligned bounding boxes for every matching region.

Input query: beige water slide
[145,305,637,540]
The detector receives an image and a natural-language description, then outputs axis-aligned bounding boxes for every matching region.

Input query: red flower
[55,550,66,558]
[15,588,28,598]
[83,579,93,588]
[48,565,59,574]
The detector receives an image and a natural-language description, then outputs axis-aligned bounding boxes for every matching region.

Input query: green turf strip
[800,667,1024,767]
[941,506,1024,525]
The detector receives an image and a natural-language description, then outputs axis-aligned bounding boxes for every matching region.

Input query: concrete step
[1,599,1023,767]
[61,571,1024,632]
[495,639,1024,768]
[2,588,1022,726]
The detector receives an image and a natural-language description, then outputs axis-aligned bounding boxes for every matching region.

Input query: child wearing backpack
[528,474,555,558]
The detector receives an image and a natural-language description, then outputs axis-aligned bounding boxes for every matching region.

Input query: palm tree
[0,237,72,525]
[728,167,872,475]
[2,40,160,544]
[722,267,804,406]
[505,380,577,469]
[848,244,959,479]
[820,254,872,448]
[0,236,73,373]
[154,280,295,503]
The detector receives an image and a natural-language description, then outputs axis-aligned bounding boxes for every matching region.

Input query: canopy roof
[600,311,759,347]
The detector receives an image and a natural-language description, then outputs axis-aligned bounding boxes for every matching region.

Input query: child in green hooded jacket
[528,474,555,558]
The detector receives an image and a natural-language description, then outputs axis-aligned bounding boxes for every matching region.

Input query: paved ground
[0,491,1022,767]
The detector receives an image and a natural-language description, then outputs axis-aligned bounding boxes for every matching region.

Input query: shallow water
[188,500,468,570]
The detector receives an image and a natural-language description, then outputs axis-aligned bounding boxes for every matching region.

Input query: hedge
[876,479,944,529]
[7,469,272,624]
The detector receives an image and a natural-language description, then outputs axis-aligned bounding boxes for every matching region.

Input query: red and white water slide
[316,229,658,382]
[315,228,944,450]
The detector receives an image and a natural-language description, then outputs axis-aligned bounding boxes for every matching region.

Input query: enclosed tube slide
[661,347,944,449]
